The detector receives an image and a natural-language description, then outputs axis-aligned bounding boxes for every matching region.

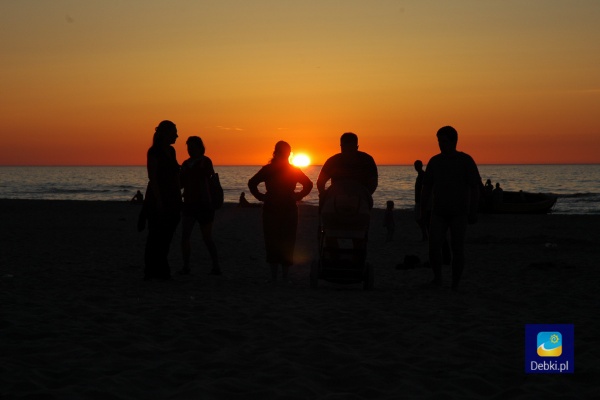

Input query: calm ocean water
[0,165,598,214]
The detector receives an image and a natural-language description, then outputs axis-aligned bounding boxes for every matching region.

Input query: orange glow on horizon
[291,153,311,167]
[1,2,599,166]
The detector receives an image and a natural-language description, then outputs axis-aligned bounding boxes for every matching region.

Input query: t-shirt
[317,151,378,194]
[248,162,313,211]
[180,156,214,206]
[423,151,481,216]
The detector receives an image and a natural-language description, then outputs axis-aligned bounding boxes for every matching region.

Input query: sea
[0,165,599,214]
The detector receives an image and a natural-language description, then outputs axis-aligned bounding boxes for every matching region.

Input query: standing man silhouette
[317,132,378,208]
[421,126,481,290]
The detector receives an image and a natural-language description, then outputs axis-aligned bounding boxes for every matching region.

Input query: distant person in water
[179,136,220,276]
[143,120,182,281]
[317,132,378,209]
[421,126,481,290]
[383,200,395,242]
[248,141,313,283]
[131,190,144,204]
[414,160,428,241]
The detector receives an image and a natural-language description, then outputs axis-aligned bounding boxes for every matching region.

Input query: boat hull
[489,191,557,214]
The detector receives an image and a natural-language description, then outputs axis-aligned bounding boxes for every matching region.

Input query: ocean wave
[48,188,111,194]
[2,165,600,214]
[556,193,599,200]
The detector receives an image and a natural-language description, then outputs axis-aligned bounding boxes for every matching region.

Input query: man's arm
[316,160,331,195]
[366,155,378,194]
[467,155,481,223]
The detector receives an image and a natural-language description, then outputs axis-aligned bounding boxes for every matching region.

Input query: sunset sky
[1,1,599,166]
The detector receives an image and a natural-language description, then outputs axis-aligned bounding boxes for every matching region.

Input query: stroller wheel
[363,262,374,290]
[310,260,319,289]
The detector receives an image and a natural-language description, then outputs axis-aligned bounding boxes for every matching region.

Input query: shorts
[182,202,215,225]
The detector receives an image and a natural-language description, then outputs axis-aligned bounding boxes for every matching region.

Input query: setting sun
[291,153,311,168]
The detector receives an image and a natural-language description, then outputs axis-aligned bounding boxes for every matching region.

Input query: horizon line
[1,163,599,167]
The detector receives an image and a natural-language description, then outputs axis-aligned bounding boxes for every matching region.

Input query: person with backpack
[179,136,221,276]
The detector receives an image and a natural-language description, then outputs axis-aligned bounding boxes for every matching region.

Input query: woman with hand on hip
[248,141,313,283]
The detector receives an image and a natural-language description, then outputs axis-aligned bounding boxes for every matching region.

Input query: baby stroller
[310,180,374,290]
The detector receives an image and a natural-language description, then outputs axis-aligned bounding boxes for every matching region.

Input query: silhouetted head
[153,120,178,147]
[436,126,458,154]
[340,132,359,154]
[271,141,291,164]
[186,136,206,158]
[414,160,423,172]
[386,200,394,209]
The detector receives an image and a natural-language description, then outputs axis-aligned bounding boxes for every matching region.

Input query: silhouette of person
[238,192,260,208]
[383,200,395,242]
[131,190,144,204]
[248,141,313,282]
[416,159,452,265]
[421,126,481,290]
[493,182,504,205]
[143,120,182,281]
[317,132,378,209]
[414,160,428,240]
[179,136,220,276]
[484,179,494,211]
[484,179,493,194]
[238,192,251,207]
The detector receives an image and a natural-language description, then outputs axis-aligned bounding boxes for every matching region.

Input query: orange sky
[1,1,599,166]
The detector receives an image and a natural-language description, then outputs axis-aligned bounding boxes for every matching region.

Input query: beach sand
[1,199,599,399]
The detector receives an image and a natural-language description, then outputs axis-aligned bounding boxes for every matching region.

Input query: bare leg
[200,222,220,274]
[180,214,195,274]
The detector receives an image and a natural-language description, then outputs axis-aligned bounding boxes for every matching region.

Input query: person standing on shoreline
[248,141,313,283]
[143,120,182,281]
[421,126,481,290]
[413,159,428,241]
[179,136,220,276]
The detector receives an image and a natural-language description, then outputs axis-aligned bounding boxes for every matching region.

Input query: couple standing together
[142,120,219,281]
[143,121,480,290]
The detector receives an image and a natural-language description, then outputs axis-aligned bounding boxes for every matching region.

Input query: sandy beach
[1,199,599,399]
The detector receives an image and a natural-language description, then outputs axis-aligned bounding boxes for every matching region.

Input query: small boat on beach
[489,191,558,214]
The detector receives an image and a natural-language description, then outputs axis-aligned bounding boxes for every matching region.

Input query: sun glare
[291,153,311,167]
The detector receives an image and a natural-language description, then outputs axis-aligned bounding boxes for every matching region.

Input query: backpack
[208,172,224,209]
